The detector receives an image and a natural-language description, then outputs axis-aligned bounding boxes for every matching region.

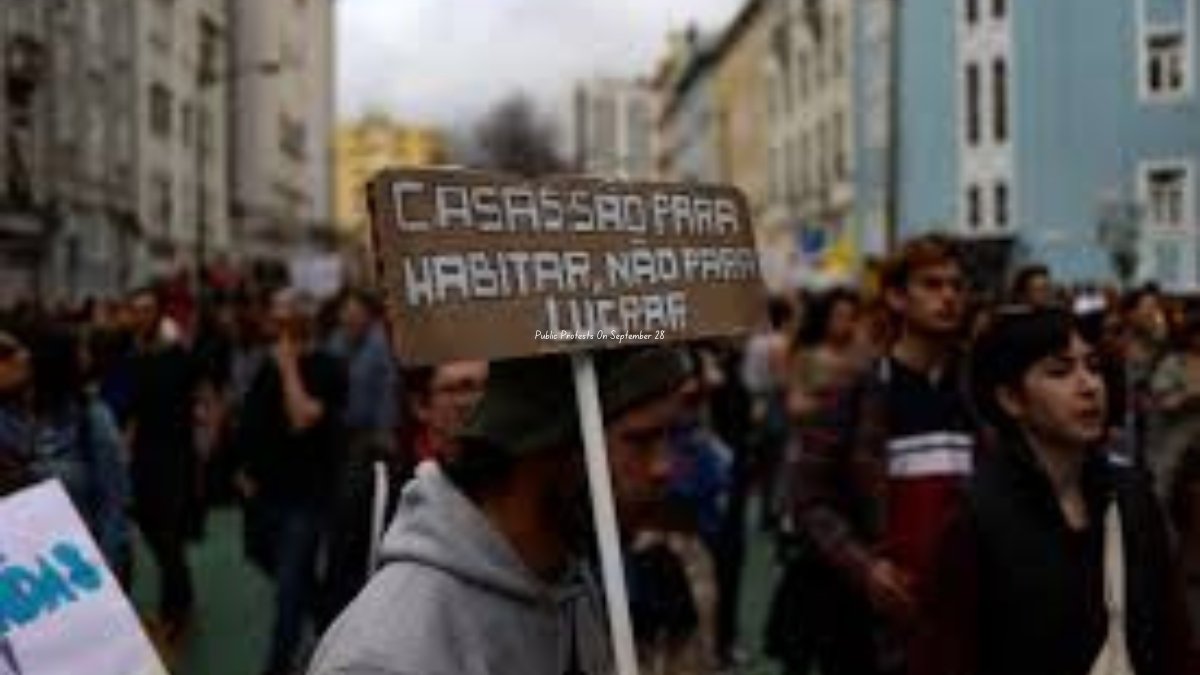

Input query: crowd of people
[0,233,1198,675]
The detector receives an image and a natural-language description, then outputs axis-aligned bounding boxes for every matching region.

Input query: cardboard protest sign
[0,481,166,675]
[367,168,767,364]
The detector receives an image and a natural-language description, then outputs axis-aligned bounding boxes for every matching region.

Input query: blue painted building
[870,0,1200,289]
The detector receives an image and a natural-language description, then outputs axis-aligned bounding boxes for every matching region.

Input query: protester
[125,287,201,643]
[308,346,689,675]
[703,339,755,668]
[632,348,731,674]
[767,287,869,675]
[1172,443,1200,638]
[789,234,976,674]
[400,360,490,464]
[318,359,488,627]
[1123,285,1170,463]
[1148,310,1200,500]
[0,325,129,568]
[327,289,397,448]
[1010,263,1054,307]
[911,305,1196,675]
[236,289,347,675]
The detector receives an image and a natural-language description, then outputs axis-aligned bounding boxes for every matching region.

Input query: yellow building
[334,115,449,238]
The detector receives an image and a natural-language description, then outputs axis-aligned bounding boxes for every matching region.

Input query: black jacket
[912,438,1196,675]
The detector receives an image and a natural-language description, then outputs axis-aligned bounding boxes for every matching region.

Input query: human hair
[969,306,1093,434]
[441,437,516,502]
[128,284,161,308]
[340,287,384,318]
[796,288,860,349]
[403,365,436,403]
[29,323,84,417]
[766,296,793,331]
[1122,284,1162,316]
[880,234,962,293]
[1010,264,1050,302]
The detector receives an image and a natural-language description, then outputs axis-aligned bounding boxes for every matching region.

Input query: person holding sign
[308,347,689,675]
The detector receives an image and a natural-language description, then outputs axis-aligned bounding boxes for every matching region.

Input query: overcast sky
[336,0,744,134]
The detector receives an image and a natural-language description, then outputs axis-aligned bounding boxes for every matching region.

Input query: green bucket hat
[455,347,693,457]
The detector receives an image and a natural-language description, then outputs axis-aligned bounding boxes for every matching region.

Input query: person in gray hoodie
[308,347,689,675]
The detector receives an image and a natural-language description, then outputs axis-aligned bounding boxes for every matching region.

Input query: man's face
[1025,274,1053,307]
[265,293,298,342]
[1131,295,1167,340]
[340,297,372,341]
[828,299,860,346]
[130,293,159,339]
[605,393,679,528]
[889,262,966,337]
[1000,333,1108,450]
[417,361,488,440]
[0,333,30,396]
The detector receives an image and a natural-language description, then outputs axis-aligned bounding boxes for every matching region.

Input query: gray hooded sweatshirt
[308,462,612,675]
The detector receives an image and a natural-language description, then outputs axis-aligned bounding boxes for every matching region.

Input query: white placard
[0,481,167,675]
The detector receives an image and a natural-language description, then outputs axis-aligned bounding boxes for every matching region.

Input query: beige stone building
[711,0,775,286]
[228,0,336,264]
[133,0,231,279]
[765,0,859,288]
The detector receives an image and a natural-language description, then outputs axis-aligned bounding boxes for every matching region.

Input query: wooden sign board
[367,168,768,365]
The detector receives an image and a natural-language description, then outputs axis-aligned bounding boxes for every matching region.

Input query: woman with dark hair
[911,306,1196,675]
[0,324,129,574]
[766,288,868,675]
[1148,311,1200,499]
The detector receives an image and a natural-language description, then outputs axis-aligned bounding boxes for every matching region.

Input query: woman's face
[1000,333,1108,451]
[827,300,860,346]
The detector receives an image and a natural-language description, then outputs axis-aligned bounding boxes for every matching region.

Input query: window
[830,15,844,78]
[800,132,812,197]
[785,136,800,206]
[992,0,1006,20]
[149,83,171,138]
[153,172,173,235]
[995,181,1009,227]
[279,116,307,162]
[1143,163,1190,227]
[798,51,810,101]
[965,62,981,146]
[833,111,846,180]
[180,101,193,147]
[965,0,979,26]
[967,184,982,229]
[768,146,780,204]
[1145,30,1187,98]
[993,58,1008,142]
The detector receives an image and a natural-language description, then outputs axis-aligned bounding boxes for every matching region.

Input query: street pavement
[131,506,785,675]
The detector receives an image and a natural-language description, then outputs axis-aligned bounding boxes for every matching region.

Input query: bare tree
[474,94,565,177]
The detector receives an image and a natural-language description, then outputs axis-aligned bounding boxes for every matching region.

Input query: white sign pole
[571,351,639,675]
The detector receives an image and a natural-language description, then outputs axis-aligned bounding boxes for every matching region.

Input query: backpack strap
[367,459,390,576]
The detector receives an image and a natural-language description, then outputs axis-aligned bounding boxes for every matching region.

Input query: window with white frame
[800,132,812,197]
[768,146,781,205]
[965,0,979,26]
[1144,29,1187,99]
[830,14,844,78]
[965,62,981,146]
[1142,162,1191,228]
[992,0,1006,20]
[833,110,847,180]
[994,181,1009,228]
[993,58,1009,143]
[967,184,982,230]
